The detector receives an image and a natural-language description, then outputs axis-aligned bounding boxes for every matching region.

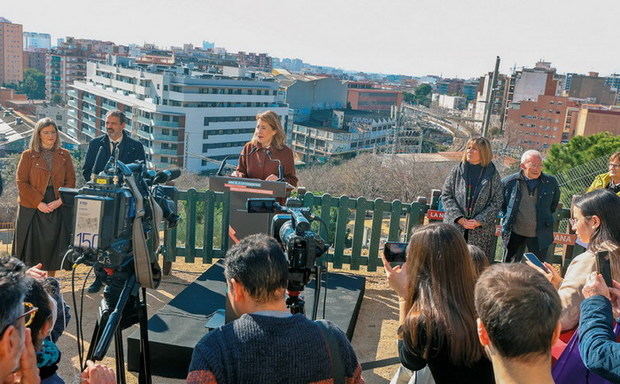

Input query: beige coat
[558,250,596,330]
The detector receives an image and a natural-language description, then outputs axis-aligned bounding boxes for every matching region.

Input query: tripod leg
[311,266,322,321]
[114,329,126,384]
[138,288,152,384]
[86,319,101,363]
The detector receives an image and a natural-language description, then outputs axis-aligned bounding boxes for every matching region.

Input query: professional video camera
[247,196,329,317]
[59,148,180,380]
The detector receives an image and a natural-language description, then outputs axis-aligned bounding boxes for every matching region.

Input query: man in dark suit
[82,110,146,292]
[82,110,146,181]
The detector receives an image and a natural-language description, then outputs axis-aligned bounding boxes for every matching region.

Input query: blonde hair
[251,110,286,150]
[462,137,493,166]
[609,151,620,164]
[30,118,60,152]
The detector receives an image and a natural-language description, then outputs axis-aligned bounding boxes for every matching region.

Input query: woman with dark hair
[528,189,620,330]
[383,223,494,384]
[441,137,503,263]
[231,110,297,187]
[13,118,76,276]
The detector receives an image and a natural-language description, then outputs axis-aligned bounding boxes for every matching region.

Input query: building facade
[347,86,403,111]
[23,48,46,73]
[573,106,620,137]
[568,72,617,105]
[504,95,578,151]
[437,94,466,110]
[67,61,288,173]
[23,32,51,50]
[0,18,23,84]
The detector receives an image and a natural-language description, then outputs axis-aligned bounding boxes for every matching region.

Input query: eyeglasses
[609,163,620,169]
[568,216,592,228]
[0,302,38,337]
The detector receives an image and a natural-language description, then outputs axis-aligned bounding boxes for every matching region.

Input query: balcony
[154,120,182,128]
[153,133,180,142]
[156,148,179,156]
[83,94,96,104]
[67,99,77,108]
[136,115,154,126]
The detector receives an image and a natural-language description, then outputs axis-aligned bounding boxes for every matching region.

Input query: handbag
[552,322,620,384]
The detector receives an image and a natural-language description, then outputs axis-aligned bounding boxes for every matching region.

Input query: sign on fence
[426,211,576,245]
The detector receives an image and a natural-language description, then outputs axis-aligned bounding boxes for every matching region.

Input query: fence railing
[163,189,579,272]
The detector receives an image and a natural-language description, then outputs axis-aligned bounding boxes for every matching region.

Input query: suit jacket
[82,131,146,181]
[16,148,76,209]
[500,171,560,250]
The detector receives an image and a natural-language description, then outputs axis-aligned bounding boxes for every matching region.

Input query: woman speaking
[14,118,76,276]
[231,111,298,187]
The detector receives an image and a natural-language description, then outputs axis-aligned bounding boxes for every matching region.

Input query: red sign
[426,210,445,220]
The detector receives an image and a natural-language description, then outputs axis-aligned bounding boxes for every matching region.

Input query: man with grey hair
[500,150,560,262]
[82,109,146,292]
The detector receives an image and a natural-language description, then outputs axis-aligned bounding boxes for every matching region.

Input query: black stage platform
[127,262,366,378]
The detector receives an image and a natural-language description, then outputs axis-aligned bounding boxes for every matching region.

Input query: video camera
[247,196,329,315]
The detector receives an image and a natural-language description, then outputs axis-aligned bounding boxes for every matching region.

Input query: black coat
[82,131,146,181]
[500,171,560,251]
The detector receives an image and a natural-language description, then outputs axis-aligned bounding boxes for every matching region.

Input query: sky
[6,0,620,78]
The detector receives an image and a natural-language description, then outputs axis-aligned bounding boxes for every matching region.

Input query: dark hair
[24,277,53,350]
[105,109,126,125]
[399,223,483,365]
[468,244,489,277]
[574,189,620,278]
[0,257,28,336]
[224,233,288,303]
[475,263,561,360]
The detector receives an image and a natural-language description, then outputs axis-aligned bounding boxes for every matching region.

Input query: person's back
[187,233,363,384]
[189,313,360,384]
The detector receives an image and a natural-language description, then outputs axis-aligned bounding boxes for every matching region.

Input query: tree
[544,132,620,174]
[3,69,46,100]
[413,84,432,107]
[51,94,64,105]
[403,92,415,104]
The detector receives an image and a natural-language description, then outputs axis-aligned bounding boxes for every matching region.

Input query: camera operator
[82,110,146,293]
[187,233,363,384]
[475,263,561,384]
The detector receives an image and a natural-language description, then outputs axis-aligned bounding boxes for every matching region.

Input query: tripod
[86,273,153,384]
[286,264,323,320]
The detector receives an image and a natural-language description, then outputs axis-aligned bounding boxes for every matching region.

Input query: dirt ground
[52,260,399,384]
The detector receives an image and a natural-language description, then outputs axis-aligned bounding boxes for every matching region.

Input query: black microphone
[218,146,260,176]
[265,150,284,182]
[91,146,103,180]
[153,168,181,184]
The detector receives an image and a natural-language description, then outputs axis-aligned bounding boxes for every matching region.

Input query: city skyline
[5,0,620,78]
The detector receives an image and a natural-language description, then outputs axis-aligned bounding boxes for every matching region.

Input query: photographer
[187,233,363,384]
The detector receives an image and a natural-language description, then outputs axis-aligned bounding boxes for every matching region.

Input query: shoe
[87,278,103,293]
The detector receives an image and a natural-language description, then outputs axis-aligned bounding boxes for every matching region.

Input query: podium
[208,176,291,247]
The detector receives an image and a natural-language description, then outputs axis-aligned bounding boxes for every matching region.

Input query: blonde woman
[14,118,76,276]
[231,110,297,187]
[441,137,503,263]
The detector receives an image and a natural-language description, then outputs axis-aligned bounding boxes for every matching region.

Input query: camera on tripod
[247,196,329,316]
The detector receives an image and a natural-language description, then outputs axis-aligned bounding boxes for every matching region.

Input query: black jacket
[500,171,560,250]
[82,132,146,181]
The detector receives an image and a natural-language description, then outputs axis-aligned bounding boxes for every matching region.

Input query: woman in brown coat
[14,118,76,275]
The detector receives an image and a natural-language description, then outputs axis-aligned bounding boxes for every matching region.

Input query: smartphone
[384,242,408,263]
[523,253,549,273]
[596,251,613,287]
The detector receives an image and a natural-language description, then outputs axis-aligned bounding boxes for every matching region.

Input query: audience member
[475,263,561,384]
[527,189,620,330]
[578,272,620,382]
[501,150,560,262]
[441,137,503,263]
[587,151,620,196]
[187,233,364,384]
[468,244,489,277]
[14,118,76,277]
[383,223,494,384]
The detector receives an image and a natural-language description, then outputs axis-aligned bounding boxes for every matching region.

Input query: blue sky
[8,0,620,78]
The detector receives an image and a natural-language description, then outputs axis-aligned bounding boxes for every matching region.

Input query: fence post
[185,189,197,262]
[333,196,350,269]
[367,198,384,272]
[202,190,215,264]
[350,197,367,270]
[388,200,402,241]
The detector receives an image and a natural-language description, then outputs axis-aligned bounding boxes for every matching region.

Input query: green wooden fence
[162,189,577,272]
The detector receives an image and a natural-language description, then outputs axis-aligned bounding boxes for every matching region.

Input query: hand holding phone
[596,251,613,287]
[384,242,408,263]
[523,253,549,273]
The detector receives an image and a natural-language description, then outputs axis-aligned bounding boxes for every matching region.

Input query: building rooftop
[0,17,12,23]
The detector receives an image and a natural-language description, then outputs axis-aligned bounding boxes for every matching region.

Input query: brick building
[0,18,23,84]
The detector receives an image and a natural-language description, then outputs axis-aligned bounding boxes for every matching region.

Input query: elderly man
[501,150,560,263]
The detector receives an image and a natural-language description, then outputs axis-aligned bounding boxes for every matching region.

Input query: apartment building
[0,18,23,84]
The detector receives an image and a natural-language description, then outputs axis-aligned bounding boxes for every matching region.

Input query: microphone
[265,150,284,182]
[90,146,103,181]
[218,146,260,176]
[153,168,181,184]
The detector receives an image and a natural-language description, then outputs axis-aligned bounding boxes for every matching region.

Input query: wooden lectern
[208,175,291,247]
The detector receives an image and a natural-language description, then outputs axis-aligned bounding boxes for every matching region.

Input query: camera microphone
[152,168,181,184]
[265,149,284,181]
[217,146,260,176]
[91,146,104,180]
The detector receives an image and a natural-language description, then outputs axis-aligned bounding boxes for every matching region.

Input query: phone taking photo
[523,253,549,273]
[596,251,613,287]
[384,242,408,263]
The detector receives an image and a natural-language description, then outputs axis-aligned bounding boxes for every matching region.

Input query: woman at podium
[231,110,298,187]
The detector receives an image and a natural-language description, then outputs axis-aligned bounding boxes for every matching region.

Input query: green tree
[403,92,415,104]
[51,94,64,105]
[414,84,432,107]
[544,132,620,174]
[20,68,46,100]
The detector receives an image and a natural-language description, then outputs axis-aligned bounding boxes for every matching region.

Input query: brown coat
[16,148,76,209]
[236,142,298,187]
